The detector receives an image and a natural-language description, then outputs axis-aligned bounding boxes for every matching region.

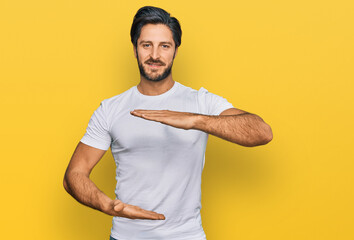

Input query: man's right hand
[105,199,165,220]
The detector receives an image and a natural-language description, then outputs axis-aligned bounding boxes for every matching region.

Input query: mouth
[147,63,163,68]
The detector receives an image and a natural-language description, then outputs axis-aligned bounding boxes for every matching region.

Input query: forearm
[193,113,273,147]
[63,171,111,214]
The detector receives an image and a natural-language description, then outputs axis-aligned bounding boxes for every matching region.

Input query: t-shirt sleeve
[197,87,234,115]
[80,100,112,150]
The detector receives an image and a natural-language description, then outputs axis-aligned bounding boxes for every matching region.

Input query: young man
[63,6,273,240]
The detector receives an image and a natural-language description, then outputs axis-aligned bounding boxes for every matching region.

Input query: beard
[136,50,175,82]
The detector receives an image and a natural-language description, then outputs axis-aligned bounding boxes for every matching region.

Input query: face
[134,23,178,82]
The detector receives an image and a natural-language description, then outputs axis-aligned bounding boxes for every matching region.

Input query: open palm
[107,199,165,220]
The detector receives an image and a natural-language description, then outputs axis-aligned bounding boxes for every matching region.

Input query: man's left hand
[130,109,199,130]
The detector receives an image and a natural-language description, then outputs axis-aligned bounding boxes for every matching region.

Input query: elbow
[264,133,273,144]
[261,124,273,145]
[63,177,68,192]
[250,124,273,147]
[63,172,70,193]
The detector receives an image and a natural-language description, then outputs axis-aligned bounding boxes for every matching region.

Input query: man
[63,6,273,240]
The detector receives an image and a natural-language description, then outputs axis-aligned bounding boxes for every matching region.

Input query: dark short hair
[130,6,182,49]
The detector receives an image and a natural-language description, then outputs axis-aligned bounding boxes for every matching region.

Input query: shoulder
[101,86,135,107]
[174,81,203,97]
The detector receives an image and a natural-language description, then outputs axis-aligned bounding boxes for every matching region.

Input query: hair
[130,6,182,50]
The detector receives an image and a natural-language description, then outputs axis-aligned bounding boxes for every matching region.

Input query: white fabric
[80,81,234,240]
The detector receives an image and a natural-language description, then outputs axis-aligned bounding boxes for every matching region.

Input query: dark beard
[136,50,175,82]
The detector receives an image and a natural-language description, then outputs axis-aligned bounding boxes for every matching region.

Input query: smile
[147,63,163,68]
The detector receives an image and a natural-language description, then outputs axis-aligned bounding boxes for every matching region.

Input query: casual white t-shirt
[80,81,234,240]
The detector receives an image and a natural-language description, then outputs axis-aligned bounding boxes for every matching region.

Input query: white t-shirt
[80,81,234,240]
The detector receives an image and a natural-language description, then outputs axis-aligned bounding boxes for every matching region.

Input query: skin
[130,108,273,147]
[63,23,273,222]
[63,143,165,220]
[133,24,178,96]
[130,24,272,147]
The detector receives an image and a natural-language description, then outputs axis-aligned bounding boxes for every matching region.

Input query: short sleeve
[197,87,234,115]
[80,100,112,150]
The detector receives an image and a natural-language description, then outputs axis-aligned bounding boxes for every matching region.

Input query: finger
[138,207,165,220]
[132,110,168,113]
[140,115,168,124]
[131,113,166,123]
[141,114,166,119]
[132,207,164,220]
[113,201,124,212]
[131,111,168,118]
[132,112,166,117]
[125,204,165,220]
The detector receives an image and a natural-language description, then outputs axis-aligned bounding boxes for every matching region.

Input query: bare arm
[63,142,116,214]
[63,144,111,213]
[131,107,273,147]
[193,108,273,147]
[63,142,165,220]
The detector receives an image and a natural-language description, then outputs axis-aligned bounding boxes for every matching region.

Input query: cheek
[162,52,175,63]
[165,50,175,58]
[137,49,150,59]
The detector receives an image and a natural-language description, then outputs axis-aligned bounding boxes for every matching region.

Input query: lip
[147,63,163,68]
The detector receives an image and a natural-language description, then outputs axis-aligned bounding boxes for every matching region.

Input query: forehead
[138,24,174,44]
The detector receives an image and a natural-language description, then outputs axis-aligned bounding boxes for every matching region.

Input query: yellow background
[1,0,353,239]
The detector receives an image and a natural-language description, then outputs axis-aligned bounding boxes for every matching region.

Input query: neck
[137,75,175,96]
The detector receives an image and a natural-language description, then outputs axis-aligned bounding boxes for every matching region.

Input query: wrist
[192,114,210,130]
[99,194,113,214]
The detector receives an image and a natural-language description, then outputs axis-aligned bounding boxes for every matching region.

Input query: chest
[109,98,206,152]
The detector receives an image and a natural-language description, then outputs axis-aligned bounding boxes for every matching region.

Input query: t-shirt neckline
[134,81,179,100]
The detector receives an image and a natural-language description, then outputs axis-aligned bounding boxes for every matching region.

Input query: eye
[162,45,170,48]
[143,44,151,48]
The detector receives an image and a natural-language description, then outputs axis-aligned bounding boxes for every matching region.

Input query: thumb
[113,199,124,212]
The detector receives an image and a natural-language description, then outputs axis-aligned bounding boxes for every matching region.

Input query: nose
[150,46,160,60]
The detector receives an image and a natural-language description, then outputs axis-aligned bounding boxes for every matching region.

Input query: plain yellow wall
[1,0,353,239]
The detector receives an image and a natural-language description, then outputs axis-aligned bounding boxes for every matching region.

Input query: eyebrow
[139,40,173,46]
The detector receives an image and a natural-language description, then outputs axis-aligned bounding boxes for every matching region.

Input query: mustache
[144,58,166,66]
